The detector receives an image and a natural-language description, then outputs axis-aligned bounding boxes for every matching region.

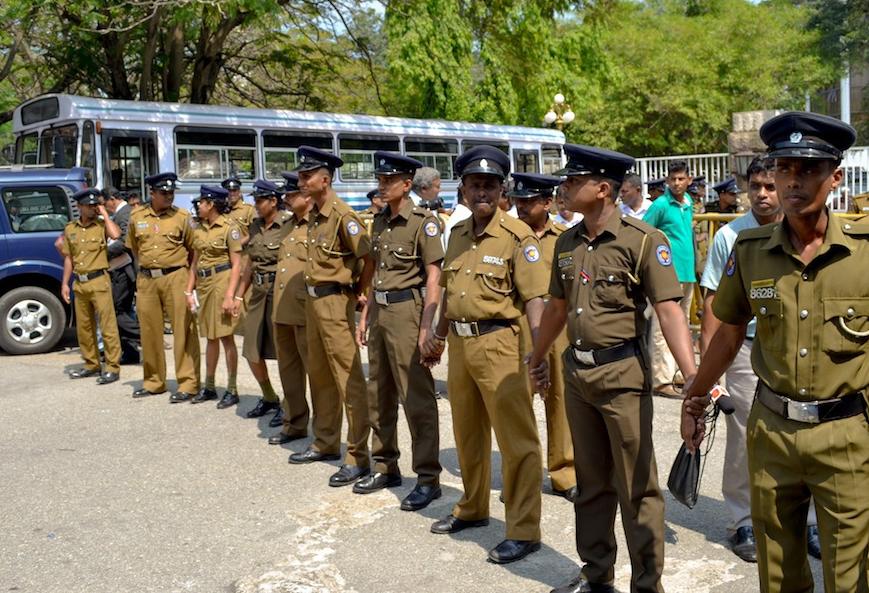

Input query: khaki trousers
[73,273,121,373]
[649,282,693,387]
[367,298,441,485]
[748,402,869,593]
[305,293,370,467]
[564,352,664,593]
[447,326,542,541]
[274,322,310,436]
[136,268,200,393]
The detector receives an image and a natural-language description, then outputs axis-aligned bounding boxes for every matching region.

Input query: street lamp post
[543,93,575,131]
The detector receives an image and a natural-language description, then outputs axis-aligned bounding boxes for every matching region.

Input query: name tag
[749,279,778,300]
[557,252,573,268]
[482,255,504,266]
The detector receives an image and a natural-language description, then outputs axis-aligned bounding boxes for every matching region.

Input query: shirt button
[466,269,471,274]
[377,280,382,285]
[799,348,807,357]
[759,306,767,315]
[574,339,582,346]
[576,307,583,315]
[380,263,385,268]
[587,245,593,251]
[281,268,285,272]
[798,388,808,396]
[802,273,809,281]
[582,278,588,285]
[800,309,808,319]
[847,307,856,318]
[607,275,614,281]
[472,245,477,250]
[460,292,466,297]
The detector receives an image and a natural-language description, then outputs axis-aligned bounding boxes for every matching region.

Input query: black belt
[74,269,107,283]
[373,287,419,306]
[450,318,513,338]
[198,262,231,278]
[306,283,348,298]
[253,271,276,286]
[139,266,183,278]
[756,383,866,424]
[571,338,640,367]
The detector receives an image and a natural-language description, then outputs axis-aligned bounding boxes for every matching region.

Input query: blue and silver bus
[11,94,565,210]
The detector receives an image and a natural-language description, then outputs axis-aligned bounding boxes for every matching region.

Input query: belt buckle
[75,273,87,282]
[306,285,317,298]
[787,399,821,424]
[374,291,388,306]
[151,269,164,278]
[573,348,596,366]
[453,322,473,337]
[254,273,263,286]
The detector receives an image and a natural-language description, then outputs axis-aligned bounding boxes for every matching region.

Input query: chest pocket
[164,223,184,245]
[592,266,631,309]
[750,297,784,353]
[291,240,307,262]
[822,297,869,358]
[388,240,419,264]
[443,254,464,280]
[476,262,512,297]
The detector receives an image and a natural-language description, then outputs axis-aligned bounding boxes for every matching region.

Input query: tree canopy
[0,0,859,159]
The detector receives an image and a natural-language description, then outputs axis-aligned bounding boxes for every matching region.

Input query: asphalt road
[1,332,823,592]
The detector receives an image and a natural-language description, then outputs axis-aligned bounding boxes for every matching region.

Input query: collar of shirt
[575,209,623,242]
[113,202,128,215]
[457,212,503,239]
[74,218,100,229]
[763,208,854,257]
[145,205,176,218]
[313,189,339,219]
[293,210,311,225]
[409,190,422,206]
[383,199,414,221]
[203,214,228,230]
[540,218,561,238]
[662,188,692,210]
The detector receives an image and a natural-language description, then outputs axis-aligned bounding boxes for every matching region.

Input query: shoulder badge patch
[524,245,540,263]
[424,220,439,237]
[725,251,736,277]
[230,228,241,241]
[655,244,672,266]
[347,220,360,236]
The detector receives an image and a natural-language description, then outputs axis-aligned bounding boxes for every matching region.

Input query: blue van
[0,167,87,354]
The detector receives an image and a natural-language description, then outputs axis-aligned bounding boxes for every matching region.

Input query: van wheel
[0,286,67,355]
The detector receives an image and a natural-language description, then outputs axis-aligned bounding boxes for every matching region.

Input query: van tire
[0,286,67,355]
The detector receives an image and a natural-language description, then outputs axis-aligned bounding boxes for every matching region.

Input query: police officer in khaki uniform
[354,152,444,510]
[706,177,740,214]
[361,189,384,217]
[61,189,122,384]
[267,172,312,445]
[422,146,546,564]
[187,185,243,404]
[683,112,869,593]
[232,179,292,416]
[288,146,374,490]
[127,173,201,400]
[528,145,697,593]
[223,176,256,245]
[511,172,577,502]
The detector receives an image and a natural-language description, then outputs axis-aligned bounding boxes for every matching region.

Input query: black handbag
[667,443,701,509]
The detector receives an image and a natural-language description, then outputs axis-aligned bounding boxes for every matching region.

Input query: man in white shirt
[410,166,441,208]
[618,173,652,219]
[442,183,471,250]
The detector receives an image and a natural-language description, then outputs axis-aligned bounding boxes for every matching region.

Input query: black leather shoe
[807,525,821,559]
[268,431,306,445]
[487,539,541,564]
[96,372,119,385]
[246,398,279,418]
[553,485,579,503]
[216,390,239,409]
[551,574,616,593]
[400,484,442,511]
[191,388,218,404]
[329,464,370,487]
[69,367,100,379]
[730,526,757,563]
[288,448,341,464]
[169,391,193,403]
[132,388,165,398]
[268,407,284,427]
[430,514,489,534]
[353,472,402,494]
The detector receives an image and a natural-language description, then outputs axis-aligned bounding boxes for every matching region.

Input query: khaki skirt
[242,281,276,362]
[198,269,239,339]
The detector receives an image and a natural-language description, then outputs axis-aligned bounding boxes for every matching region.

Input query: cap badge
[480,159,488,168]
[380,159,385,165]
[789,132,803,143]
[517,182,523,190]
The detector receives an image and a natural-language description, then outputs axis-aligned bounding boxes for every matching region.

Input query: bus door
[102,130,158,198]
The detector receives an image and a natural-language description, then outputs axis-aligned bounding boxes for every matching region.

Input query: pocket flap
[750,298,782,318]
[476,263,508,279]
[823,297,869,321]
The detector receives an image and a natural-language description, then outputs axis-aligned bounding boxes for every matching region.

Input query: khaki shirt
[372,200,444,292]
[227,201,255,236]
[193,214,243,268]
[126,205,195,268]
[246,211,292,274]
[714,212,869,400]
[62,218,109,273]
[273,212,310,325]
[305,190,370,286]
[441,213,547,322]
[550,212,682,350]
[536,219,567,300]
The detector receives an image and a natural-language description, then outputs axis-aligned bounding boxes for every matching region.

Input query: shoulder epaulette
[620,214,658,235]
[734,224,775,243]
[840,217,869,235]
[499,215,533,241]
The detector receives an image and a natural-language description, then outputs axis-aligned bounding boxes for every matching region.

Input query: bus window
[80,121,96,178]
[338,134,400,181]
[263,131,333,179]
[404,137,458,180]
[461,140,509,154]
[542,144,563,175]
[175,127,257,181]
[39,124,78,167]
[21,97,60,126]
[102,130,158,195]
[513,149,539,173]
[15,133,38,165]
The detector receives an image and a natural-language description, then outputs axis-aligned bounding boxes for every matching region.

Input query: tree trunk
[163,22,184,102]
[101,30,134,99]
[189,10,246,104]
[139,8,163,101]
